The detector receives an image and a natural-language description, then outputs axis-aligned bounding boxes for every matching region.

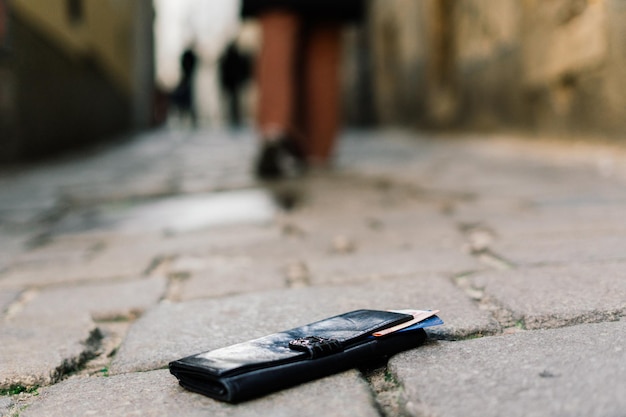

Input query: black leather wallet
[169,309,442,402]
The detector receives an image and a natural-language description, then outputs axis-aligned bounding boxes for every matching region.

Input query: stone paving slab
[52,130,254,205]
[0,179,57,228]
[173,255,287,301]
[15,276,167,321]
[59,172,177,206]
[0,397,13,416]
[31,132,191,207]
[0,238,164,289]
[0,231,31,259]
[281,211,466,253]
[0,130,180,207]
[8,237,98,267]
[0,276,166,390]
[0,315,98,389]
[19,369,379,417]
[283,180,456,226]
[307,248,481,285]
[390,320,626,417]
[456,204,626,239]
[469,263,626,329]
[449,185,626,220]
[48,222,280,257]
[214,223,467,269]
[428,163,606,201]
[159,224,284,254]
[169,237,480,300]
[0,289,20,316]
[531,183,626,206]
[491,235,626,267]
[0,224,286,290]
[349,130,620,189]
[179,171,255,194]
[110,276,497,374]
[346,132,623,203]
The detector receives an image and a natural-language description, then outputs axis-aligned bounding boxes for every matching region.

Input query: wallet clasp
[288,336,343,358]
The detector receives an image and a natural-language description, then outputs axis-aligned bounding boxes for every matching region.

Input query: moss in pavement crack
[360,364,411,417]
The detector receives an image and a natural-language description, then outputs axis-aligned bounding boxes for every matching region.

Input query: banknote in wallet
[169,309,443,403]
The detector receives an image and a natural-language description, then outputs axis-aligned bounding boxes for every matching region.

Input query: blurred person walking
[219,41,252,128]
[241,0,365,180]
[170,47,199,127]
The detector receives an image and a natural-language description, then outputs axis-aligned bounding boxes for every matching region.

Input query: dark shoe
[255,137,307,180]
[281,137,307,166]
[255,141,284,180]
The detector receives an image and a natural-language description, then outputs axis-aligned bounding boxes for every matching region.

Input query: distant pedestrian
[170,47,198,127]
[241,0,365,179]
[219,41,252,128]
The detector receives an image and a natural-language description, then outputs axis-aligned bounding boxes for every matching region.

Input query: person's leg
[301,23,342,165]
[254,10,306,179]
[256,10,299,140]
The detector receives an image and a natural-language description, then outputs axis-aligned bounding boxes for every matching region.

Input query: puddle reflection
[62,189,278,235]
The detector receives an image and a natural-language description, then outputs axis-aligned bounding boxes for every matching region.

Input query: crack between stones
[51,327,104,383]
[4,402,31,417]
[456,219,626,333]
[359,361,412,417]
[2,290,38,321]
[452,272,623,334]
[5,320,131,392]
[0,327,109,393]
[520,309,625,330]
[146,255,186,302]
[163,272,189,302]
[284,260,311,288]
[76,320,134,378]
[473,249,516,270]
[22,202,72,250]
[457,221,517,271]
[144,255,174,277]
[452,272,520,333]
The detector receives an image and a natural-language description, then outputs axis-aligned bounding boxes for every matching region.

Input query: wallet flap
[177,309,412,377]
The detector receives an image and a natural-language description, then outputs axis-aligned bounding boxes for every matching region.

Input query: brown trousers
[256,11,342,163]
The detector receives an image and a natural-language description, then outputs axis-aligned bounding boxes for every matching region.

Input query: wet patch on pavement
[48,189,278,236]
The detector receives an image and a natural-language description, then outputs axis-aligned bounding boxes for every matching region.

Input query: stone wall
[9,12,130,161]
[0,0,154,163]
[0,0,15,156]
[366,0,626,137]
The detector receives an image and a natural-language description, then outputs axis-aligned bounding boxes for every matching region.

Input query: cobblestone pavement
[1,128,625,417]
